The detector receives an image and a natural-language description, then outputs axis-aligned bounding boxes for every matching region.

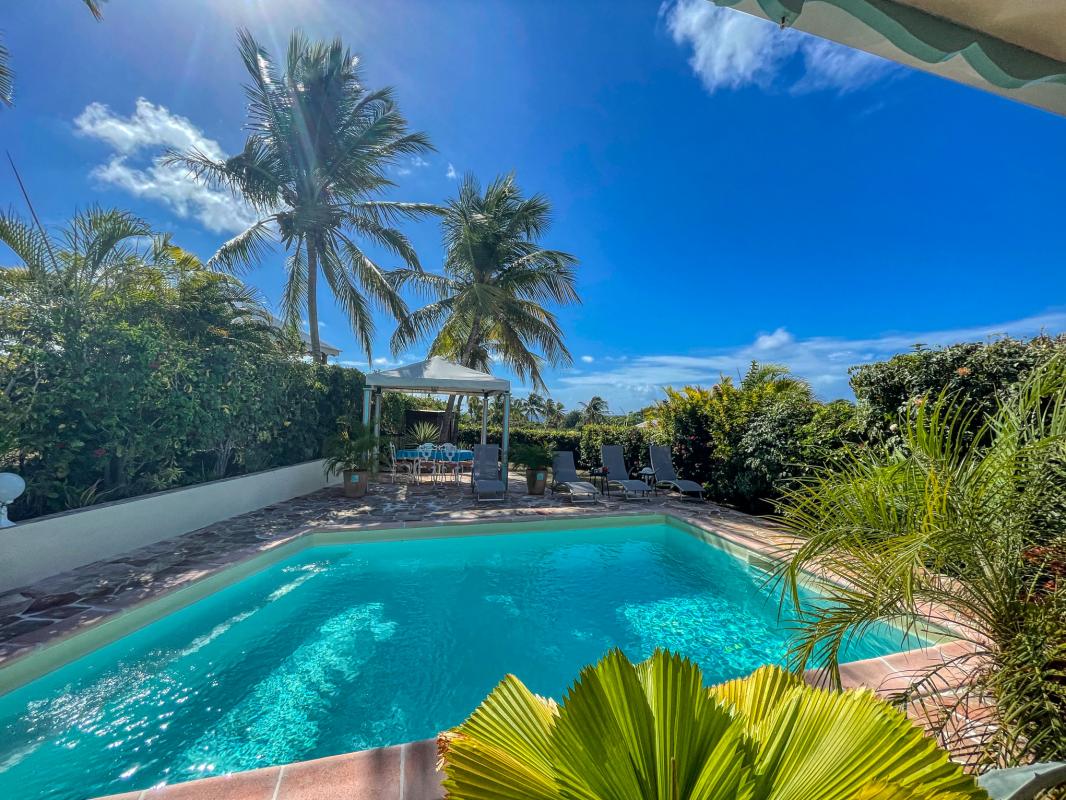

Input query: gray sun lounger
[551,451,600,503]
[471,443,506,502]
[649,445,705,500]
[600,445,652,499]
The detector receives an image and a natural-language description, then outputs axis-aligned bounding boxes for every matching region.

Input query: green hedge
[849,335,1066,442]
[456,424,582,463]
[1,261,364,520]
[454,422,654,471]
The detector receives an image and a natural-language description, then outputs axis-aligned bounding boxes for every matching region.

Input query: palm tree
[391,172,579,435]
[579,395,609,425]
[544,398,566,427]
[165,29,436,359]
[775,358,1066,766]
[524,392,548,425]
[1,1,105,107]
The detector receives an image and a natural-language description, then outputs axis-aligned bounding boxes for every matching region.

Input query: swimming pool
[0,516,923,800]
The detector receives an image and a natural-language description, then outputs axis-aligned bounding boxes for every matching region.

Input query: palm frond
[208,219,276,275]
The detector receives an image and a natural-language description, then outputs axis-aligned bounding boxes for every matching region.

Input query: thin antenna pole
[7,150,59,270]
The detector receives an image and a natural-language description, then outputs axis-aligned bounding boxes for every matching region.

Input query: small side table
[588,466,610,496]
[638,467,656,495]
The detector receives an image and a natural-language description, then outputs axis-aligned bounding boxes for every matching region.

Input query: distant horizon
[2,0,1063,414]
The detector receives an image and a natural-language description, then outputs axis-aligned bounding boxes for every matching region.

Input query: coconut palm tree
[524,392,548,425]
[391,172,579,435]
[1,1,104,107]
[165,29,436,359]
[544,398,566,427]
[775,358,1066,766]
[579,395,609,425]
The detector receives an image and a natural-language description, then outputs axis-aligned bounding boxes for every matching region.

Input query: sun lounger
[471,443,506,502]
[551,451,600,503]
[600,445,652,499]
[649,445,705,500]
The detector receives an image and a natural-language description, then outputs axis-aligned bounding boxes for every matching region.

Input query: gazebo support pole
[372,389,382,474]
[362,387,372,427]
[480,393,488,445]
[501,392,511,495]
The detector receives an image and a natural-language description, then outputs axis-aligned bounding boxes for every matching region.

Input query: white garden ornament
[0,473,26,528]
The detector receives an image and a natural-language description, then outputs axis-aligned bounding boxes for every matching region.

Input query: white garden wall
[0,460,341,592]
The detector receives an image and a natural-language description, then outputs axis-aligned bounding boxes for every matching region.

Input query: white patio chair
[388,443,413,484]
[416,442,437,483]
[438,443,460,485]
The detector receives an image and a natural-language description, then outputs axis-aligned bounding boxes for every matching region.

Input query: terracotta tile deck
[0,474,979,800]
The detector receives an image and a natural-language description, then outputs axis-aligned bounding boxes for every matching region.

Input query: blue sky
[2,0,1064,411]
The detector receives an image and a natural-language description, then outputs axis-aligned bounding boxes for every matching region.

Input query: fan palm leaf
[441,650,985,800]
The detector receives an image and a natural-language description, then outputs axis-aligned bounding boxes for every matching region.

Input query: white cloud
[547,311,1066,411]
[580,355,595,363]
[395,155,431,176]
[445,163,458,180]
[74,98,259,234]
[661,0,893,95]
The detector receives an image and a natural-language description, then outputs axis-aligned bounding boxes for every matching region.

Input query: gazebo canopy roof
[715,0,1066,116]
[364,356,510,395]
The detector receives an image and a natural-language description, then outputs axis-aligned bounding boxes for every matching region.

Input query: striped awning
[714,0,1066,115]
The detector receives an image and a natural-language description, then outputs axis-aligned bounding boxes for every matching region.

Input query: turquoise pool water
[0,521,920,800]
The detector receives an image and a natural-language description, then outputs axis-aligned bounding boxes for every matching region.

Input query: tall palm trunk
[306,238,321,360]
[441,317,482,439]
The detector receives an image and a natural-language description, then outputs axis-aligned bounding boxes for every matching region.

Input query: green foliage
[849,335,1066,443]
[456,424,583,464]
[391,173,578,390]
[776,358,1066,766]
[441,650,984,800]
[322,420,378,474]
[647,362,848,511]
[509,441,553,469]
[577,424,653,472]
[578,395,609,424]
[0,208,364,520]
[407,420,442,445]
[165,29,436,359]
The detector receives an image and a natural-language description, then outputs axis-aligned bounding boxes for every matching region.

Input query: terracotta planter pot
[525,467,547,495]
[342,469,369,498]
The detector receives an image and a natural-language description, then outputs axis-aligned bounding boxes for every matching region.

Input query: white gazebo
[362,356,513,471]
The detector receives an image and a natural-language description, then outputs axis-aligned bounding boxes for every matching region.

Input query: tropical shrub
[775,358,1066,767]
[578,423,653,472]
[0,209,364,520]
[648,363,853,511]
[849,335,1066,443]
[439,649,983,799]
[322,419,379,475]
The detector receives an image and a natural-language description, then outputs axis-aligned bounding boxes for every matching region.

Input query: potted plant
[509,442,552,495]
[323,420,379,498]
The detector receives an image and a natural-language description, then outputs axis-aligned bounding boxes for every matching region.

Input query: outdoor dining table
[394,448,474,485]
[394,449,474,462]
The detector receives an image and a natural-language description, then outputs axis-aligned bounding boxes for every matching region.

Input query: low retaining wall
[0,460,340,592]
